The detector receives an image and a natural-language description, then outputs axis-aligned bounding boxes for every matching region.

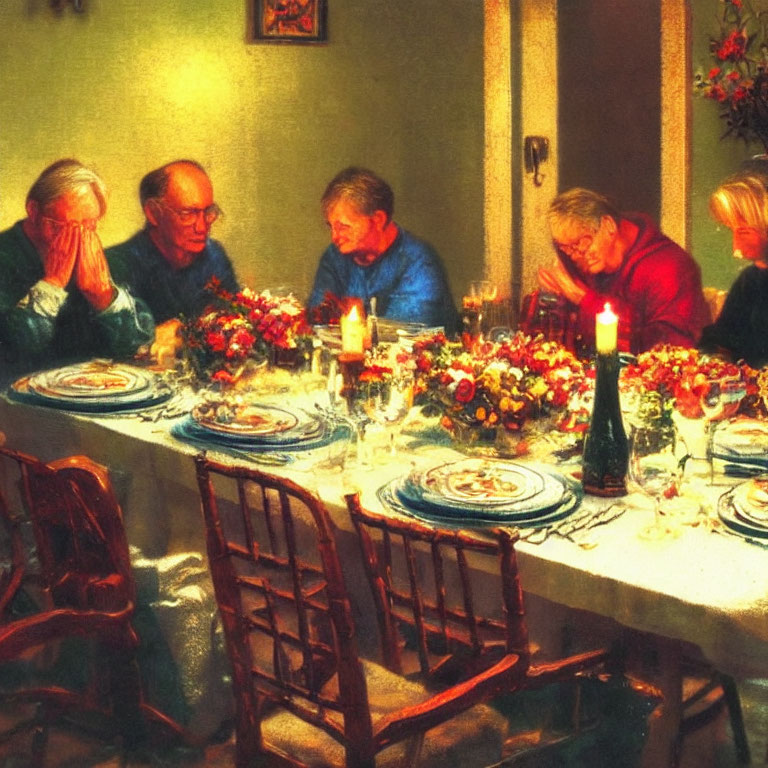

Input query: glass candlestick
[582,350,629,496]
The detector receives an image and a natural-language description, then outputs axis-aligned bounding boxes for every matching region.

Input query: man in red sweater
[538,187,710,355]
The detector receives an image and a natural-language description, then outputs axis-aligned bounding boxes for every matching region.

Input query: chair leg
[719,675,750,764]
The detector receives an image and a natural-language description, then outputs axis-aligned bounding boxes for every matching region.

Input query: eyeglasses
[554,226,599,259]
[157,202,222,226]
[40,215,98,233]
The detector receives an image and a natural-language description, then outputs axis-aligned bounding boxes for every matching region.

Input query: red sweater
[562,214,710,355]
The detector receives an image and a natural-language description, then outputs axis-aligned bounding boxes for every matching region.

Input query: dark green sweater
[0,221,154,378]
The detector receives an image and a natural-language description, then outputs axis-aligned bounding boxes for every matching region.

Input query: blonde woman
[699,172,768,368]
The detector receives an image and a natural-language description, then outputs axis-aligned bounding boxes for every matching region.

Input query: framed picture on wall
[251,0,327,43]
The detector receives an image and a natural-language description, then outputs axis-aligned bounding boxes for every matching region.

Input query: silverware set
[519,503,627,548]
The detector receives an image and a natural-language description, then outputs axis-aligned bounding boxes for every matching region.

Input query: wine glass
[629,421,683,540]
[700,375,747,482]
[361,374,414,458]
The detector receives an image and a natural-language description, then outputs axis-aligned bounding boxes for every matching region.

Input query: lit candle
[340,303,365,355]
[595,302,618,354]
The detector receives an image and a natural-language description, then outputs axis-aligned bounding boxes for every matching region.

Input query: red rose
[212,369,235,384]
[205,330,227,353]
[454,378,476,404]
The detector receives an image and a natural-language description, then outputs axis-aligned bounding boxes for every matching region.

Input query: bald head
[141,160,219,270]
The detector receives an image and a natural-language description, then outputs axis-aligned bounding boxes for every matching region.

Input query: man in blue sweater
[307,167,459,334]
[106,160,239,363]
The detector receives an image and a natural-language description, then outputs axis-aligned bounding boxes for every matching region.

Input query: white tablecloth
[1,389,767,684]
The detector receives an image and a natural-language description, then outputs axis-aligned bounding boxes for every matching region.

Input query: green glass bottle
[582,350,628,496]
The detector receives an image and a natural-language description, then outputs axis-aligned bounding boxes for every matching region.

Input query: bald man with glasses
[538,187,709,355]
[106,159,239,363]
[0,159,154,378]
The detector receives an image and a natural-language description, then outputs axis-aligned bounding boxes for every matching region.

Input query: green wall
[691,0,768,289]
[0,0,483,303]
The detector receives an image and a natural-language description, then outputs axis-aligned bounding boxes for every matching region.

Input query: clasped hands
[537,259,587,306]
[43,222,115,312]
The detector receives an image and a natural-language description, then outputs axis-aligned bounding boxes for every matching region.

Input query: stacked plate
[10,361,172,413]
[718,475,768,541]
[172,401,347,454]
[378,457,581,528]
[711,419,768,470]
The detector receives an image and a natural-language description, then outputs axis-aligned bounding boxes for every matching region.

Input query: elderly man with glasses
[106,159,239,363]
[0,159,154,378]
[538,187,709,355]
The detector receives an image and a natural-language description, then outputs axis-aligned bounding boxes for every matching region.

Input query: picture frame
[251,0,327,44]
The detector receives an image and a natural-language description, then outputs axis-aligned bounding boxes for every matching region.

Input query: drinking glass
[361,374,414,458]
[629,422,682,540]
[700,375,747,481]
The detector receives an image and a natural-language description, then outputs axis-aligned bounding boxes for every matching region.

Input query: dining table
[1,361,767,767]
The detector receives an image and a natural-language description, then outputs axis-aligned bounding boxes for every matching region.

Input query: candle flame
[347,304,361,322]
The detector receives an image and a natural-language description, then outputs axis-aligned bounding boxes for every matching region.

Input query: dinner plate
[192,402,299,437]
[731,476,768,526]
[417,458,546,507]
[26,362,154,402]
[9,374,172,413]
[379,474,581,529]
[399,462,568,518]
[712,419,768,459]
[718,488,768,540]
[171,417,344,454]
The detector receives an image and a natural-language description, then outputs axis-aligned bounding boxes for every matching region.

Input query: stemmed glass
[361,373,414,458]
[629,419,683,541]
[700,375,747,481]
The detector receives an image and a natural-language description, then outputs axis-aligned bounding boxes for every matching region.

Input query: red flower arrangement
[411,331,589,437]
[695,0,768,149]
[620,345,761,419]
[184,279,314,385]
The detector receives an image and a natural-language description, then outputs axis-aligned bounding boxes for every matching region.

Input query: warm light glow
[595,302,618,354]
[340,303,365,355]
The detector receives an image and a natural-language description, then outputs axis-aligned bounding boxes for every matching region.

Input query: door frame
[482,0,691,316]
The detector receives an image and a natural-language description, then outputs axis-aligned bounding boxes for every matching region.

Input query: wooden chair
[195,454,526,768]
[343,494,643,763]
[0,446,187,764]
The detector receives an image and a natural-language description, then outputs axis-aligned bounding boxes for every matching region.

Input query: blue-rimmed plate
[712,419,768,466]
[10,363,172,413]
[192,402,299,437]
[379,472,581,529]
[25,362,155,403]
[416,458,547,507]
[171,417,347,454]
[398,460,568,518]
[718,486,768,540]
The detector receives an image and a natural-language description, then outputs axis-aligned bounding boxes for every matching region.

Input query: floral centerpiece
[620,344,764,418]
[411,331,590,447]
[184,278,314,386]
[695,0,768,150]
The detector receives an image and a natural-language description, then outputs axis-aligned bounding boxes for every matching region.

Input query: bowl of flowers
[411,331,590,454]
[184,279,314,387]
[620,345,757,419]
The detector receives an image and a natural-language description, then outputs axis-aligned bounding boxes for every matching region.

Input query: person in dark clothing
[0,159,154,381]
[699,172,768,368]
[106,160,239,364]
[538,187,709,355]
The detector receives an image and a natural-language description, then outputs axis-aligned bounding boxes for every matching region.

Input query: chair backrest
[194,455,374,759]
[344,492,531,684]
[0,447,135,614]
